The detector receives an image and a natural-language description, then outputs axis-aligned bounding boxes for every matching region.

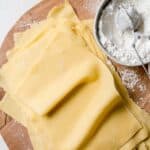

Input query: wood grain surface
[0,0,149,149]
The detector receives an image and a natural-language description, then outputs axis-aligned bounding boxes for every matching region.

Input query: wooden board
[0,0,149,149]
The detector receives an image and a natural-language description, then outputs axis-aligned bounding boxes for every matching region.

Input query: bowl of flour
[94,0,150,66]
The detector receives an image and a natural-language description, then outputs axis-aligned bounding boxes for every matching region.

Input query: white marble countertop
[0,0,40,149]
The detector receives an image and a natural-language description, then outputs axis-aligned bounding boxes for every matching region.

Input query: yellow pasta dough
[0,1,149,150]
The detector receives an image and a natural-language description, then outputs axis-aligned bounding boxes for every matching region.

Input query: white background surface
[0,0,39,149]
[0,0,40,46]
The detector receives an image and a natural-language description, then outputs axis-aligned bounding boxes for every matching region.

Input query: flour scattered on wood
[84,0,100,16]
[138,84,146,92]
[119,69,146,92]
[120,69,139,90]
[18,20,37,29]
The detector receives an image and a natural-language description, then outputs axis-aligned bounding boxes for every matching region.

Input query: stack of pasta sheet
[0,2,149,150]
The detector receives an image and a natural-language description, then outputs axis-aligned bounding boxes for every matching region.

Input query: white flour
[119,69,139,91]
[99,0,150,66]
[119,69,146,92]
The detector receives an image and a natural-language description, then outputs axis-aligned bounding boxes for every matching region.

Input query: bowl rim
[93,0,148,67]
